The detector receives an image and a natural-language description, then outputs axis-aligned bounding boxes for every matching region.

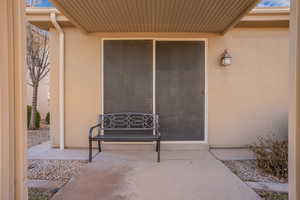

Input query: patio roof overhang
[26,7,290,32]
[48,0,261,34]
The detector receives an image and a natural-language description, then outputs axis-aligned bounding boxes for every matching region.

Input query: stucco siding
[49,27,288,148]
[208,28,288,147]
[50,28,101,148]
[64,28,101,148]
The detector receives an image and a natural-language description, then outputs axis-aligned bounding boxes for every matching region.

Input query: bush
[45,112,50,124]
[27,105,32,128]
[249,136,288,180]
[35,111,41,129]
[27,105,41,129]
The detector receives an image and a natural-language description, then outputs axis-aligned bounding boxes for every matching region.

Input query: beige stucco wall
[50,28,101,147]
[50,27,288,148]
[208,28,288,147]
[49,29,60,147]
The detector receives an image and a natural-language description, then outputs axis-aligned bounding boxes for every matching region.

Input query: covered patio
[1,1,300,200]
[26,0,291,150]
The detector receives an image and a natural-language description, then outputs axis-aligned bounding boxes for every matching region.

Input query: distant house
[26,2,289,149]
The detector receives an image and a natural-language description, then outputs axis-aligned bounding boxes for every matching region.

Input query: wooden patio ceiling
[49,0,260,34]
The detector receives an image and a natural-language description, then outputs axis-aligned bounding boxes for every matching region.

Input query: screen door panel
[104,40,153,113]
[156,41,205,140]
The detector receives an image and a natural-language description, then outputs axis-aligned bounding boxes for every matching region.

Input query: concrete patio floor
[51,150,261,200]
[210,148,256,160]
[28,142,97,160]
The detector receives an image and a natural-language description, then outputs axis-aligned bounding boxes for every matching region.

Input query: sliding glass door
[103,40,205,141]
[104,40,153,113]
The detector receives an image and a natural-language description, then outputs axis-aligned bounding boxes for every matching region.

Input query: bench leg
[89,139,92,162]
[98,140,102,152]
[156,140,159,152]
[157,140,160,163]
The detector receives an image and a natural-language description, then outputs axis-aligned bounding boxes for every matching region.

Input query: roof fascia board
[251,7,290,14]
[242,15,289,21]
[88,32,221,38]
[26,7,59,14]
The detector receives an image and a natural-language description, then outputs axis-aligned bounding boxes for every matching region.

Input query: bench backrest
[98,113,159,132]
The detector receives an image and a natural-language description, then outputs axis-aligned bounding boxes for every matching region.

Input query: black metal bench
[89,112,161,162]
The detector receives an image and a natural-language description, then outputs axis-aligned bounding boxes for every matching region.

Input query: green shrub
[35,111,41,129]
[27,105,41,129]
[27,105,32,128]
[249,136,288,180]
[45,112,50,124]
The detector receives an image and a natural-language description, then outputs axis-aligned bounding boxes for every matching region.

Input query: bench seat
[89,112,161,162]
[92,134,160,141]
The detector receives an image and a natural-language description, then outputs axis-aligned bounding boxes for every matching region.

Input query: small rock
[28,160,86,184]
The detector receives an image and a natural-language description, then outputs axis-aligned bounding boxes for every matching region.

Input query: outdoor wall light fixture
[221,50,232,66]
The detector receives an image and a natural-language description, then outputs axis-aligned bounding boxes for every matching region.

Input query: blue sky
[33,0,290,8]
[33,0,53,7]
[258,0,290,7]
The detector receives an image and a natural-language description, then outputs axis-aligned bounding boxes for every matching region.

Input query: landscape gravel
[28,127,50,148]
[222,160,287,183]
[27,126,88,199]
[28,160,87,184]
[221,160,288,200]
[256,191,288,200]
[28,188,53,200]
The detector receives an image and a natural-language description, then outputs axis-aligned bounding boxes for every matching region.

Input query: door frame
[100,38,208,144]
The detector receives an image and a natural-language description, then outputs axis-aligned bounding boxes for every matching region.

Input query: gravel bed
[222,160,288,200]
[28,188,54,200]
[27,124,87,199]
[28,160,87,184]
[222,160,287,183]
[28,127,50,148]
[256,191,288,200]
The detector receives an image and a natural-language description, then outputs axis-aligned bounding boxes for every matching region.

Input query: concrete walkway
[28,142,97,160]
[210,148,256,160]
[246,181,288,193]
[52,150,261,200]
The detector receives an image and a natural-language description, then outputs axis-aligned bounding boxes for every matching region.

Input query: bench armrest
[89,123,101,138]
